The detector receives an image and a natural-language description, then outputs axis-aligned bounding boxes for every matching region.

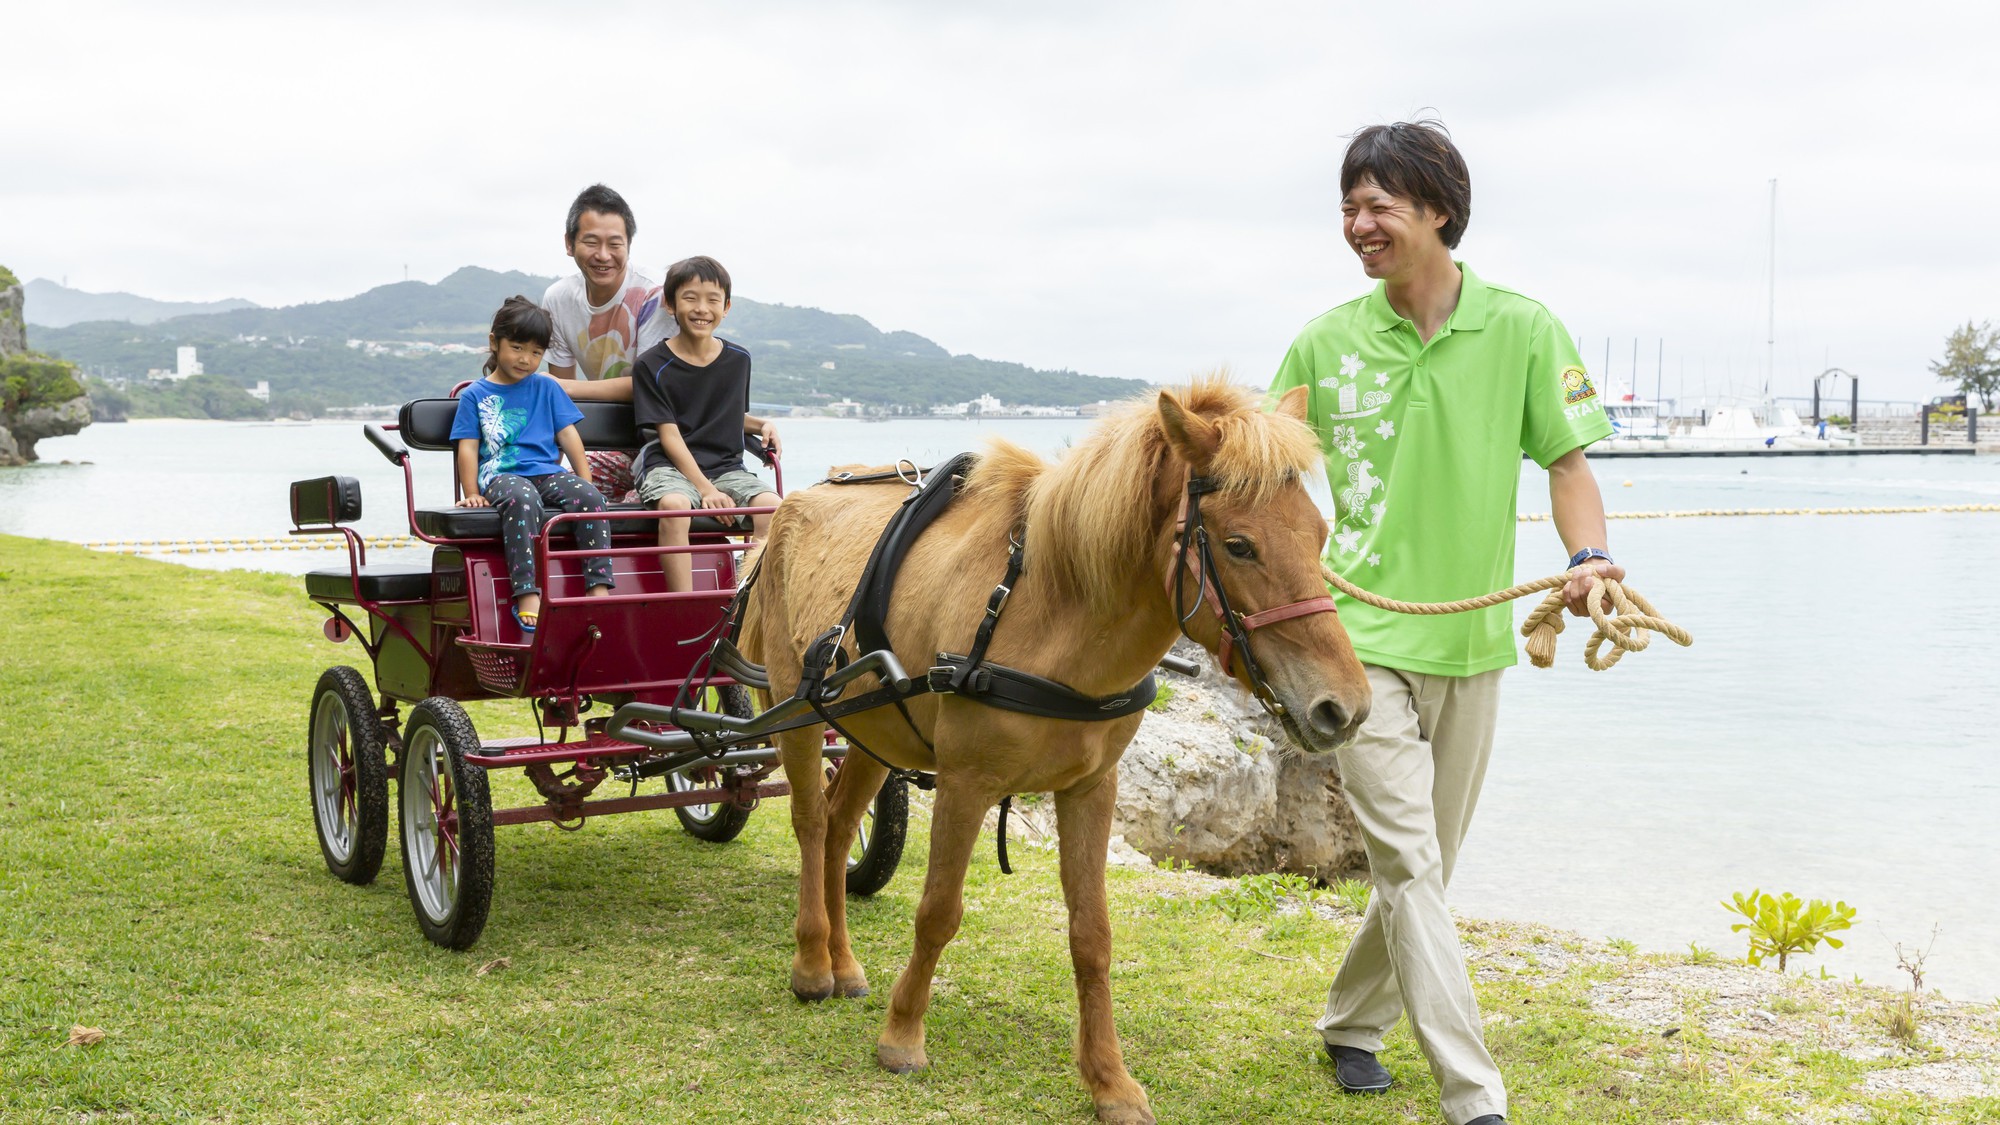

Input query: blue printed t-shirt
[1270,263,1613,677]
[449,374,585,490]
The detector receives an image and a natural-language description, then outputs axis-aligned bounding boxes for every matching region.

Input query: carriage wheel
[835,766,908,897]
[308,666,388,885]
[667,685,755,842]
[398,699,495,950]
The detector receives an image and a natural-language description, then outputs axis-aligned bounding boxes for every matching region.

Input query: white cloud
[4,0,1997,403]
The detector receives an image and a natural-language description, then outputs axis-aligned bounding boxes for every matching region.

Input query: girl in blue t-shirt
[449,296,614,633]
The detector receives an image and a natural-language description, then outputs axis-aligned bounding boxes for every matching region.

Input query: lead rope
[1320,564,1692,670]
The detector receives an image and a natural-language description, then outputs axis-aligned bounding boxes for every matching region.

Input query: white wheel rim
[402,725,458,922]
[311,692,354,862]
[668,767,723,824]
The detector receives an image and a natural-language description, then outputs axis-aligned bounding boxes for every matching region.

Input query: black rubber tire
[397,698,495,950]
[668,685,756,842]
[843,772,908,897]
[308,666,389,885]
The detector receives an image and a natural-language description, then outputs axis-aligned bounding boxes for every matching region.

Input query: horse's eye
[1224,537,1257,560]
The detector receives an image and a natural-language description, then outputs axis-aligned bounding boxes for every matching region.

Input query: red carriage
[293,395,906,949]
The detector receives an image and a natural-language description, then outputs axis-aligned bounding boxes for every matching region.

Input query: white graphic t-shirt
[542,268,672,381]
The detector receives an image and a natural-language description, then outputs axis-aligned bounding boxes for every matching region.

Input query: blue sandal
[512,605,538,634]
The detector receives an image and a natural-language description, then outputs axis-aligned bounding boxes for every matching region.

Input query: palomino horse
[739,379,1370,1124]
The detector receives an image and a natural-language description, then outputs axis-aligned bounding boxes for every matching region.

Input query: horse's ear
[1273,385,1309,422]
[1158,390,1220,470]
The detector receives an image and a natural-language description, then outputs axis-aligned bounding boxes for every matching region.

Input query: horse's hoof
[876,1043,927,1073]
[833,973,870,999]
[1094,1104,1155,1125]
[790,971,835,1003]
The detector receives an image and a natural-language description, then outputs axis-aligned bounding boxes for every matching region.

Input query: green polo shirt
[1270,264,1612,676]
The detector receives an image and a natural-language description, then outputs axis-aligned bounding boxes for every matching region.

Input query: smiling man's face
[565,209,630,299]
[1340,176,1450,283]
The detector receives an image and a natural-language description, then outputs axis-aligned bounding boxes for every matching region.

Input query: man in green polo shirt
[1270,120,1622,1125]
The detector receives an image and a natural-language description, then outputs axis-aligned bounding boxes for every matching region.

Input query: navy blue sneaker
[1323,1044,1392,1093]
[1463,1116,1507,1124]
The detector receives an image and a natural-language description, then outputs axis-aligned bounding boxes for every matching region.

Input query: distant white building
[151,346,203,381]
[248,380,270,402]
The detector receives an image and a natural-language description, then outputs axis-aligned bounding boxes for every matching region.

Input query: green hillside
[37,268,1145,418]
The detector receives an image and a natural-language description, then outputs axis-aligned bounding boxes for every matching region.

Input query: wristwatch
[1568,546,1613,569]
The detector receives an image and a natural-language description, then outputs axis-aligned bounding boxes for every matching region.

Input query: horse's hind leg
[877,781,988,1074]
[822,751,889,998]
[779,723,837,1001]
[1056,769,1154,1125]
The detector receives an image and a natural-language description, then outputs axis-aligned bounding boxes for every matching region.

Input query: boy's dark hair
[1340,119,1472,249]
[485,295,553,374]
[664,255,732,303]
[564,183,636,245]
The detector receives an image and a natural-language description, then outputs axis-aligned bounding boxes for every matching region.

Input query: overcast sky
[6,1,1997,404]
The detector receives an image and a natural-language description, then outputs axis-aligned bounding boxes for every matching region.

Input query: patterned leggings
[482,472,614,597]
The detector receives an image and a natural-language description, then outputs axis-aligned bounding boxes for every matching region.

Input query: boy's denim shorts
[637,466,773,509]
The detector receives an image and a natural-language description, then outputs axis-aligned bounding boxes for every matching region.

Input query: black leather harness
[789,455,1155,786]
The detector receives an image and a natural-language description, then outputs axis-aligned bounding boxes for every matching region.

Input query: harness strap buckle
[986,583,1012,619]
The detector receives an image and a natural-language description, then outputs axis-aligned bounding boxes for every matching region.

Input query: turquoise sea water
[6,419,1998,1000]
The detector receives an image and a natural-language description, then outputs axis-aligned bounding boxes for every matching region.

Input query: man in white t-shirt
[541,184,673,496]
[542,183,673,403]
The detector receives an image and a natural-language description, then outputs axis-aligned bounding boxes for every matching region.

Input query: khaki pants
[1317,663,1506,1125]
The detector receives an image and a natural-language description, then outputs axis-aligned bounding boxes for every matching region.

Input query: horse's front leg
[778,723,838,1001]
[822,751,890,998]
[1056,767,1154,1125]
[877,781,989,1073]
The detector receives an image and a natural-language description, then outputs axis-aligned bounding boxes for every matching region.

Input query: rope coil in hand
[1320,565,1692,671]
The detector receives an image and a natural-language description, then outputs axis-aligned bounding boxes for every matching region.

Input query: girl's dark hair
[484,295,553,374]
[664,255,732,302]
[1340,119,1472,249]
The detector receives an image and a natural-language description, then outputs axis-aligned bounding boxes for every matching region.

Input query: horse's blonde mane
[962,375,1322,616]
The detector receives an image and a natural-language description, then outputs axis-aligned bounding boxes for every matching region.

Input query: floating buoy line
[82,536,423,554]
[73,503,2000,554]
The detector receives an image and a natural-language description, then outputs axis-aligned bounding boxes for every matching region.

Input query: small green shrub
[1607,937,1639,957]
[1722,888,1856,972]
[1,354,85,413]
[1685,942,1717,965]
[1148,684,1176,712]
[1333,877,1371,915]
[1207,872,1322,922]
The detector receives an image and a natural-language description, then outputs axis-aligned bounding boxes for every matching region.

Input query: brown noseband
[1166,473,1338,721]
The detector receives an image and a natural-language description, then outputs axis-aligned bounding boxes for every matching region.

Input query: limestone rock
[0,269,93,464]
[1112,643,1366,879]
[0,274,24,356]
[8,395,92,461]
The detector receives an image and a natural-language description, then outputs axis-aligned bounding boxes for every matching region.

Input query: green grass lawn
[1,534,1992,1123]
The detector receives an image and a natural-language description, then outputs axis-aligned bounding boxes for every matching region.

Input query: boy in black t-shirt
[630,255,782,592]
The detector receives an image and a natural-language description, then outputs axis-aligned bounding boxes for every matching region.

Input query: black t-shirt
[631,337,752,481]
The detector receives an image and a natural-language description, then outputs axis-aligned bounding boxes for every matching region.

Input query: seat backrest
[399,396,646,452]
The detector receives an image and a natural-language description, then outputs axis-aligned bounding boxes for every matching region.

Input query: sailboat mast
[1765,178,1777,397]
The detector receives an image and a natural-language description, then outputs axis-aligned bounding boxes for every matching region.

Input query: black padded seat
[305,564,433,603]
[412,502,745,539]
[398,397,645,452]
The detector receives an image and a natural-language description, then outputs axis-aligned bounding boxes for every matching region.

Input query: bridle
[1168,472,1339,726]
